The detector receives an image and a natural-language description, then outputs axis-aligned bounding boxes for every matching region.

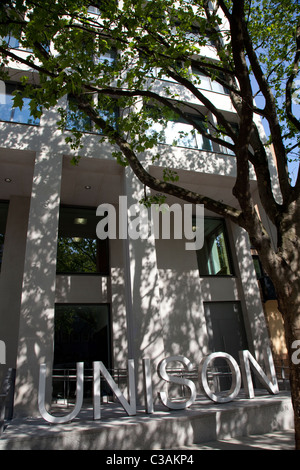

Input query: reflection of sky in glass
[146,116,212,150]
[0,82,40,125]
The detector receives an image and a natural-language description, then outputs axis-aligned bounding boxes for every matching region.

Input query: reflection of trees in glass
[196,218,233,276]
[213,229,230,275]
[56,206,109,275]
[55,306,76,338]
[54,304,110,369]
[56,236,98,273]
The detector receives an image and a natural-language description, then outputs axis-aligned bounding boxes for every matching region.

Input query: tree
[0,0,300,447]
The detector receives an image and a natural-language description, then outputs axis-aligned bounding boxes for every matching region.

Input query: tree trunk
[276,283,300,450]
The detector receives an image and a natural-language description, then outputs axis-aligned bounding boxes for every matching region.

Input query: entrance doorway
[53,303,111,399]
[204,301,248,391]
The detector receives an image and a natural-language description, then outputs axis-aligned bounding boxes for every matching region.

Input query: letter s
[157,356,196,410]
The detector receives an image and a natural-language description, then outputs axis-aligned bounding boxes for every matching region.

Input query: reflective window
[56,206,109,275]
[87,5,100,14]
[2,35,19,49]
[53,303,111,369]
[53,303,111,398]
[66,95,118,134]
[196,218,234,276]
[192,67,230,95]
[0,81,40,125]
[147,112,212,151]
[95,48,117,66]
[219,122,238,156]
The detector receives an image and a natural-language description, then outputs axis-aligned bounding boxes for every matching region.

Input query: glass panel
[53,304,111,369]
[145,108,212,150]
[196,218,233,276]
[0,81,40,125]
[53,303,111,398]
[192,68,212,91]
[2,35,19,48]
[211,80,225,94]
[95,49,117,66]
[220,123,238,155]
[165,120,198,148]
[252,255,263,279]
[88,5,100,14]
[56,206,109,274]
[66,96,117,133]
[194,118,212,151]
[66,97,93,132]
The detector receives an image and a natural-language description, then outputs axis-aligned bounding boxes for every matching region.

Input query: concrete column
[229,222,270,361]
[14,151,62,417]
[122,169,165,401]
[0,196,30,380]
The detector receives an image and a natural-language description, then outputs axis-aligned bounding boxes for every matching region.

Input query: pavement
[0,391,295,451]
[173,428,296,450]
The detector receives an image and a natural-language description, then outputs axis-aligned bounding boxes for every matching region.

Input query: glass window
[66,96,93,132]
[1,34,35,52]
[195,218,234,276]
[95,48,117,67]
[0,201,9,271]
[53,304,111,369]
[53,303,111,398]
[66,95,118,133]
[0,81,40,125]
[56,206,109,275]
[146,112,212,151]
[219,122,238,155]
[2,35,19,49]
[192,67,229,95]
[88,5,100,14]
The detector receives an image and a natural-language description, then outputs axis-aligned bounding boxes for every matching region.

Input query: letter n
[93,360,136,419]
[239,347,279,398]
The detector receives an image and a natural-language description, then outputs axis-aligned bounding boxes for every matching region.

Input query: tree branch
[74,93,243,224]
[285,21,300,133]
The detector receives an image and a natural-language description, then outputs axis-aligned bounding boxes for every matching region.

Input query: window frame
[146,107,213,151]
[194,216,235,277]
[65,95,118,134]
[56,205,110,276]
[0,81,41,126]
[53,302,112,373]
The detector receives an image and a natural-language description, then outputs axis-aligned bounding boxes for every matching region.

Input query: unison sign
[38,348,279,424]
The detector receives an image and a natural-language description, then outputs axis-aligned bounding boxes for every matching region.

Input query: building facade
[0,15,279,417]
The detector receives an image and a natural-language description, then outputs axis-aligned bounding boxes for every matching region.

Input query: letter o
[199,352,241,403]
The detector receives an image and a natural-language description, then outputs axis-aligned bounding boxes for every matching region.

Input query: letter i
[143,358,154,413]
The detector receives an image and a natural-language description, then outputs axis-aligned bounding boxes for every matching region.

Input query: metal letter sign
[93,360,136,420]
[239,348,279,398]
[157,356,196,409]
[199,352,241,403]
[38,348,279,424]
[38,362,84,424]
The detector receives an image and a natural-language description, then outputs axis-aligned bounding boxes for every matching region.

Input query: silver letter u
[38,362,84,424]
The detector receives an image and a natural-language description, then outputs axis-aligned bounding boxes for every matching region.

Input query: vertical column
[122,169,166,401]
[0,196,30,378]
[14,151,62,417]
[230,222,270,361]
